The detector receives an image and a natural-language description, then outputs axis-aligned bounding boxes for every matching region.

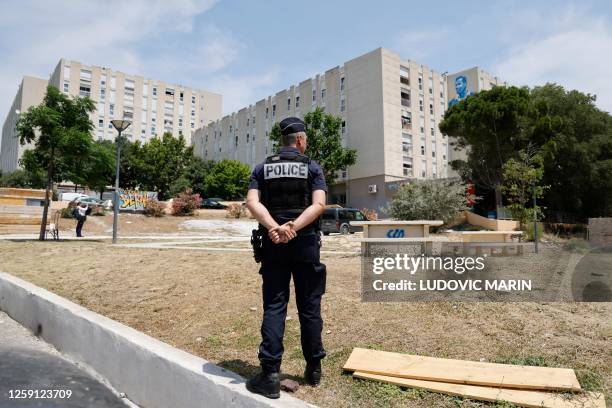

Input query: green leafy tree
[184,156,215,197]
[440,83,612,218]
[117,139,145,190]
[0,168,43,188]
[16,86,95,240]
[389,179,472,224]
[81,140,115,197]
[439,86,532,207]
[204,159,251,199]
[269,107,357,186]
[137,133,193,199]
[501,146,547,226]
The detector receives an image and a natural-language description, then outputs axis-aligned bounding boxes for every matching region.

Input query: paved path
[0,311,132,408]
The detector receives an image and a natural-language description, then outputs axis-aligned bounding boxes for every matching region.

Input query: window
[190,122,195,129]
[421,159,427,177]
[418,76,423,91]
[419,99,423,112]
[192,95,196,104]
[340,77,345,92]
[342,120,346,134]
[97,102,105,115]
[79,85,90,97]
[100,88,105,99]
[125,79,135,92]
[180,92,184,103]
[401,90,410,107]
[312,88,316,102]
[109,104,114,116]
[80,69,92,81]
[178,118,183,128]
[340,98,346,112]
[401,112,412,130]
[152,87,157,97]
[164,101,174,111]
[110,90,116,102]
[143,83,148,96]
[429,104,434,115]
[98,118,103,128]
[296,96,300,108]
[265,107,268,119]
[431,127,435,136]
[165,88,174,96]
[272,104,276,117]
[246,133,250,143]
[63,82,69,93]
[287,98,291,111]
[421,145,425,155]
[321,88,326,100]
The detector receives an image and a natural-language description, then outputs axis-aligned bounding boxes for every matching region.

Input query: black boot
[246,370,280,399]
[304,361,322,386]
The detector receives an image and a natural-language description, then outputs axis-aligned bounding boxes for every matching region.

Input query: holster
[251,229,264,263]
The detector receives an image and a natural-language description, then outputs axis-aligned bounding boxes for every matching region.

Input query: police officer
[245,117,327,399]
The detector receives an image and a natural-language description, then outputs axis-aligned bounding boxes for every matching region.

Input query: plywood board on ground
[343,348,581,391]
[353,372,604,408]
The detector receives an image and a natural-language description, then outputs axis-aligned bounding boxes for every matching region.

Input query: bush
[563,238,591,253]
[361,208,378,221]
[388,179,472,224]
[143,199,166,217]
[171,189,201,216]
[60,206,75,219]
[226,203,246,219]
[523,222,544,242]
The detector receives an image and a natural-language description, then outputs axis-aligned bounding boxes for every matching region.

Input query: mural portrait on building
[448,75,474,107]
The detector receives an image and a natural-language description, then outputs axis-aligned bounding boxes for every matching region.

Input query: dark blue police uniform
[249,145,327,374]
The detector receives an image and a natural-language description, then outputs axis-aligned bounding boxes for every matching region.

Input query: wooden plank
[353,372,605,408]
[343,348,581,391]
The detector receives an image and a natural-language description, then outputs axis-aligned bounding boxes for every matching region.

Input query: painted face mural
[455,76,468,98]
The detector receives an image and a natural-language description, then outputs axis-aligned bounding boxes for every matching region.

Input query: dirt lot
[0,235,610,408]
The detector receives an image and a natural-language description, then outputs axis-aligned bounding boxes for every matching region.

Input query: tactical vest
[261,152,312,217]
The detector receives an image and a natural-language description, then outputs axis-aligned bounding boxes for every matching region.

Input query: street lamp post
[111,119,131,244]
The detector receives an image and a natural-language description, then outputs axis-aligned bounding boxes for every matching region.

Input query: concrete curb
[0,272,313,408]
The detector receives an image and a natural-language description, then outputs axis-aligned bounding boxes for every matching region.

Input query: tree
[439,83,612,218]
[501,146,547,226]
[137,133,193,200]
[388,179,472,224]
[184,156,215,197]
[16,86,95,240]
[81,140,115,197]
[204,159,251,199]
[269,107,357,186]
[0,169,42,188]
[439,86,532,207]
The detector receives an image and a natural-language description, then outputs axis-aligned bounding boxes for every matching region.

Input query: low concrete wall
[588,217,612,247]
[465,211,520,231]
[0,273,311,408]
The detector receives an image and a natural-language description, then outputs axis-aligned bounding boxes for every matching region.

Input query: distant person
[73,201,91,238]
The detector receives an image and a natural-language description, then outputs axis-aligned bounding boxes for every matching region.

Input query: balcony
[401,98,411,107]
[400,76,410,86]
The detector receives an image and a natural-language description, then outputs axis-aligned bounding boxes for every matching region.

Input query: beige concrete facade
[1,59,222,173]
[193,48,451,211]
[446,66,506,174]
[1,76,49,173]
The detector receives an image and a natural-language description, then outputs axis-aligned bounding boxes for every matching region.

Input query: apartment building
[1,59,223,173]
[0,76,49,173]
[193,47,450,210]
[446,66,507,174]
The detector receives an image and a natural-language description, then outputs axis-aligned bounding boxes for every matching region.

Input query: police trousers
[258,233,327,372]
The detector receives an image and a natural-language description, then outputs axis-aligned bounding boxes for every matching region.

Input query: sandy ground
[0,231,610,407]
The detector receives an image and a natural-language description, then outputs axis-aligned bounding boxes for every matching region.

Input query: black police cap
[279,117,306,136]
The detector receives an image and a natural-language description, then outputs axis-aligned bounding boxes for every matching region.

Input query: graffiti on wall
[119,190,158,211]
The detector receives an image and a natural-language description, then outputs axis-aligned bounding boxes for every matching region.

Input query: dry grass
[0,239,610,407]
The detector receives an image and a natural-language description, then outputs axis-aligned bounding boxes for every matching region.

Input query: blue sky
[1,0,611,123]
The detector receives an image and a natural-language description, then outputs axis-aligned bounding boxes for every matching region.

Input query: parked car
[201,198,227,209]
[61,192,88,202]
[320,208,366,235]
